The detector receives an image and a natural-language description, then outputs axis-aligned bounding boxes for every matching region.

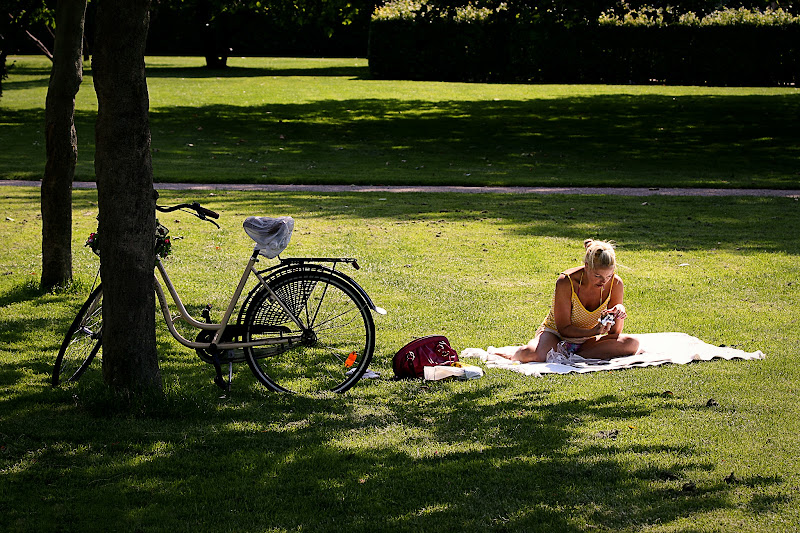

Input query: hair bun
[583,239,616,270]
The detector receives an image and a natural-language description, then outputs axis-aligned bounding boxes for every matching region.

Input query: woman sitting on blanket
[492,239,640,362]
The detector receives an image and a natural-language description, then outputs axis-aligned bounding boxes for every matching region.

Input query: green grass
[2,55,800,189]
[2,187,799,531]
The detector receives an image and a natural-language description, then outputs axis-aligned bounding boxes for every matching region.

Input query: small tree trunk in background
[41,0,87,291]
[93,0,162,396]
[198,0,229,69]
[1,50,8,99]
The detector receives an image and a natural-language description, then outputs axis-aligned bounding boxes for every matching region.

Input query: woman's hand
[596,305,626,335]
[607,304,627,320]
[596,315,614,335]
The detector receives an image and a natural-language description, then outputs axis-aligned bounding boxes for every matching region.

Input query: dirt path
[4,180,799,197]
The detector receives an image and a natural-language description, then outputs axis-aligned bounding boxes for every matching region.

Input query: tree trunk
[1,50,7,99]
[198,0,229,69]
[204,54,228,69]
[41,0,87,291]
[93,0,162,395]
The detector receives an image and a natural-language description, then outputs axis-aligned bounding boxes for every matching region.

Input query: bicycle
[52,201,386,394]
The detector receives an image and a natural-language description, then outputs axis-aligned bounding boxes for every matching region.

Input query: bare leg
[510,331,560,363]
[488,345,522,358]
[577,334,640,360]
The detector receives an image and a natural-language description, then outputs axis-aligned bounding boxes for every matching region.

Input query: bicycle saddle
[243,216,294,258]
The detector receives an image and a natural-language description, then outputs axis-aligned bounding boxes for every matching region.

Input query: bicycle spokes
[243,270,374,394]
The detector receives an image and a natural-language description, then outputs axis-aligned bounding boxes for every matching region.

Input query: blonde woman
[493,239,640,362]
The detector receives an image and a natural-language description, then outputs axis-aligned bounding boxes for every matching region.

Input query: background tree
[149,0,377,67]
[93,0,162,396]
[41,0,87,291]
[1,0,53,98]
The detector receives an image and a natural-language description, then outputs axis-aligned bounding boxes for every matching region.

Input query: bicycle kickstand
[211,354,231,392]
[201,305,231,393]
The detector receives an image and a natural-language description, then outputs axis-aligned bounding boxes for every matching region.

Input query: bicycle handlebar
[194,204,220,220]
[156,202,220,220]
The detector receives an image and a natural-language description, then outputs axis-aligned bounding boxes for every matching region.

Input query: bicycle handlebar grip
[194,204,220,219]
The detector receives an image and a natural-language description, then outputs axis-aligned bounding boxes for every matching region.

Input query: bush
[368,2,800,85]
[372,0,501,22]
[598,6,800,27]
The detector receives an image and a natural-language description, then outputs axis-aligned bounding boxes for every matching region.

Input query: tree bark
[93,0,162,395]
[41,0,87,291]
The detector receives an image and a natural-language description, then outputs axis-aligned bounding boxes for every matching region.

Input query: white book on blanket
[424,364,485,381]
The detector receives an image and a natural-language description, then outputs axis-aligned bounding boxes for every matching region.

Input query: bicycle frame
[153,249,303,352]
[55,201,384,393]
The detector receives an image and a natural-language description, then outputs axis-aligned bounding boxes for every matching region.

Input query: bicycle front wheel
[243,270,375,394]
[53,285,103,386]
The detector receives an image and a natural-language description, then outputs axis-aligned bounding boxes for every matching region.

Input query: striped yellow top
[541,272,614,343]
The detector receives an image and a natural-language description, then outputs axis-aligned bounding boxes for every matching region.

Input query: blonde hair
[583,239,616,270]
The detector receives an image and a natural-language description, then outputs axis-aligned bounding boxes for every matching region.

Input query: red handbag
[393,335,459,379]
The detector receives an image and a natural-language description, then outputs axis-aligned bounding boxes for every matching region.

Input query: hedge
[368,11,800,85]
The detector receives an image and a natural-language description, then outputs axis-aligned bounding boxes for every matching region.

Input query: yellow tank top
[541,272,614,342]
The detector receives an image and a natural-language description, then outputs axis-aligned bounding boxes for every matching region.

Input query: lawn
[2,186,799,531]
[2,55,799,189]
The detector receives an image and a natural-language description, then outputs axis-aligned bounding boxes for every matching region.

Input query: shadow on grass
[1,61,51,91]
[212,191,800,256]
[143,96,800,188]
[3,92,800,188]
[1,77,51,91]
[0,377,777,531]
[0,281,46,308]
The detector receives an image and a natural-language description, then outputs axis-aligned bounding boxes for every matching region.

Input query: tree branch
[6,12,54,60]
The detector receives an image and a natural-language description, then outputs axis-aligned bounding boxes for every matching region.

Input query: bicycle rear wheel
[53,285,103,386]
[243,270,375,394]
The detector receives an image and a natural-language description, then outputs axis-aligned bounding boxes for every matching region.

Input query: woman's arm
[606,276,627,335]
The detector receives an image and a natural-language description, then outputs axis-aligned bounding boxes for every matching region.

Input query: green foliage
[699,6,800,25]
[372,0,504,22]
[2,187,800,531]
[2,0,53,28]
[598,6,800,26]
[372,0,424,21]
[598,4,683,26]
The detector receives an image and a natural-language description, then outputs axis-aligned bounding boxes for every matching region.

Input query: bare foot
[488,346,519,359]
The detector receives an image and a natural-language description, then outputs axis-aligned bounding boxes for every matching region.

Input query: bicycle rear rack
[279,257,360,270]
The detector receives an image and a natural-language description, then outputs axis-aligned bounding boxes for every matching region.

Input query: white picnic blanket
[461,332,765,377]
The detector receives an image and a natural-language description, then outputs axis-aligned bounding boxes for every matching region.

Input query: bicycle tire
[243,270,375,394]
[53,285,103,386]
